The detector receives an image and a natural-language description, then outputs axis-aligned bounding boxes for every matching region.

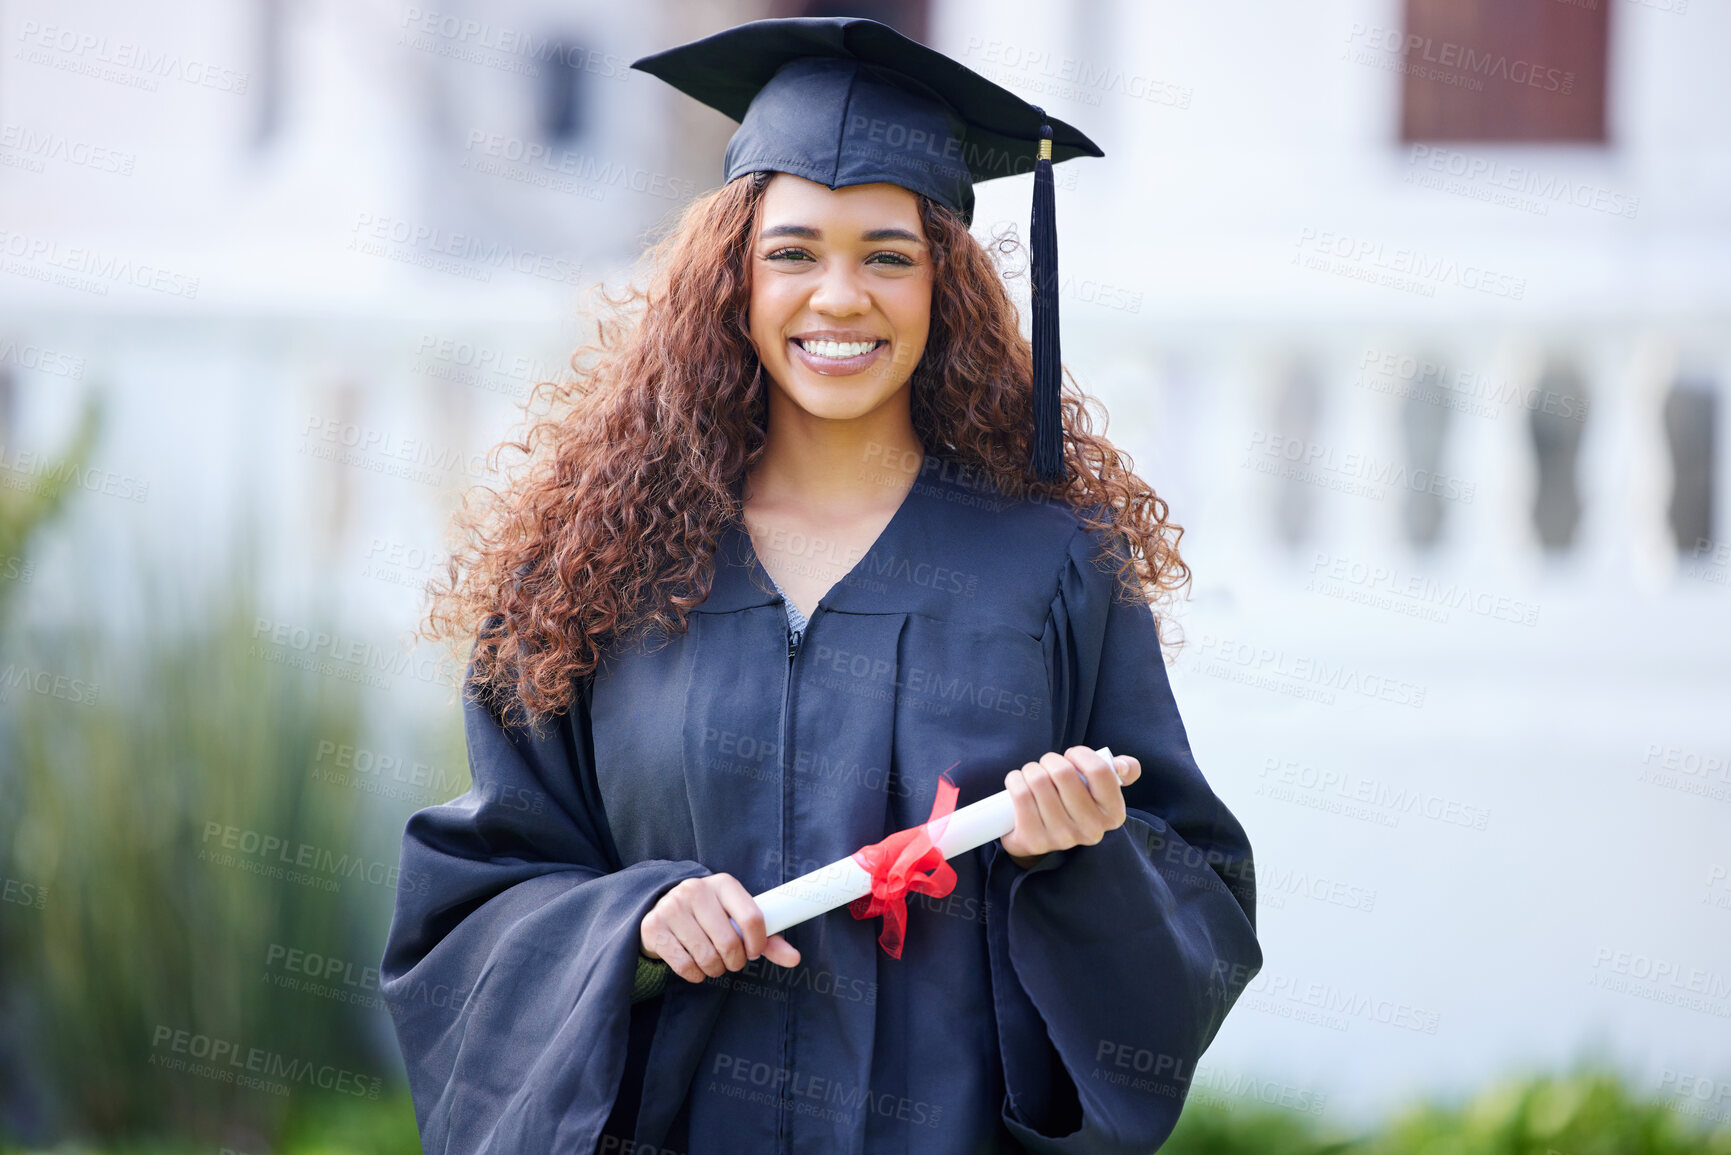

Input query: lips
[788,337,888,376]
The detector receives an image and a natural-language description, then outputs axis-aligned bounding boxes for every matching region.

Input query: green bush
[5,1070,1729,1154]
[1164,1069,1731,1155]
[0,529,396,1147]
[0,392,98,634]
[274,1091,420,1155]
[0,1086,419,1155]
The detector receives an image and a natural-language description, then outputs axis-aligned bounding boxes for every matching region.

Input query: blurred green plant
[0,390,101,634]
[0,1089,419,1155]
[3,1069,1729,1154]
[0,518,399,1148]
[1163,1067,1731,1155]
[274,1091,419,1155]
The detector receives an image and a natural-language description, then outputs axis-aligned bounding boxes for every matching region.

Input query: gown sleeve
[980,521,1264,1154]
[379,658,712,1152]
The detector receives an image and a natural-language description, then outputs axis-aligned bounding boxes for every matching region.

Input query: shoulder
[914,456,1114,563]
[903,458,1118,632]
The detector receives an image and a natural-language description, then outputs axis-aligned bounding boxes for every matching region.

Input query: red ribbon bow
[848,768,961,959]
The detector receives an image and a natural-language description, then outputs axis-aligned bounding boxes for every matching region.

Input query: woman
[381,16,1261,1155]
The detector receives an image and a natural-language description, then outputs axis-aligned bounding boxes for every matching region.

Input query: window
[538,36,591,144]
[1400,0,1609,142]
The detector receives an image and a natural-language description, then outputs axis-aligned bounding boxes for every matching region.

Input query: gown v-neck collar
[702,454,958,618]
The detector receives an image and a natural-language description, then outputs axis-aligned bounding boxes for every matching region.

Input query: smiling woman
[380,15,1261,1155]
[743,175,934,623]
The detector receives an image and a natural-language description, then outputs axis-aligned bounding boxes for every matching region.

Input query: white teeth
[799,339,878,360]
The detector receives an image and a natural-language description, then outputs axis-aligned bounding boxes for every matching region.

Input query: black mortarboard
[630,17,1103,482]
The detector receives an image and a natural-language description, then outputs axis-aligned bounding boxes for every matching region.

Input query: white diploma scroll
[749,745,1121,938]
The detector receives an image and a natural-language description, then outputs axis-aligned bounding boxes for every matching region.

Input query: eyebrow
[759,224,926,244]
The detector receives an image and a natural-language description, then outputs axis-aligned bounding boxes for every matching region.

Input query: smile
[789,337,888,375]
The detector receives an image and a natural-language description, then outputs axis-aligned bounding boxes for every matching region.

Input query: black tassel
[1029,110,1065,483]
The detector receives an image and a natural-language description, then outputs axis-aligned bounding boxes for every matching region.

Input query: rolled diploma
[748,745,1118,938]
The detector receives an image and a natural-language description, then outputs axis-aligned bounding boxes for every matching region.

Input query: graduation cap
[630,17,1103,482]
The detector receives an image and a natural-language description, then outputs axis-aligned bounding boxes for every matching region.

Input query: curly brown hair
[418,170,1189,730]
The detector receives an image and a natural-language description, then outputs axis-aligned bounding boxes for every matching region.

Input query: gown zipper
[777,599,804,1155]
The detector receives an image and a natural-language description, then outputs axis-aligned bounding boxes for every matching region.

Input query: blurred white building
[1,0,1727,1128]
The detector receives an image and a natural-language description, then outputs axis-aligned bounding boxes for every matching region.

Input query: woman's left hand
[999,746,1141,868]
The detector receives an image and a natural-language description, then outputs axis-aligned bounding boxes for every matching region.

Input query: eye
[870,251,916,267]
[764,247,813,262]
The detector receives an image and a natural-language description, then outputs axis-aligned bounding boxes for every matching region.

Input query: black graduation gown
[379,456,1262,1154]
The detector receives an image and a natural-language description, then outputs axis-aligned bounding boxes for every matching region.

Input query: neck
[746,384,926,513]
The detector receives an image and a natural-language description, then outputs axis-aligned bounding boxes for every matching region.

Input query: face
[746,173,933,423]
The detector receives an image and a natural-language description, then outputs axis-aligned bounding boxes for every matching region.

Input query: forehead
[756,173,925,236]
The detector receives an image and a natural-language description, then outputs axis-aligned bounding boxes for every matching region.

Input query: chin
[773,373,895,420]
[786,391,883,421]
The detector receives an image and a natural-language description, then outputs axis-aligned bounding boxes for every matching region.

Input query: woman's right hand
[640,872,801,983]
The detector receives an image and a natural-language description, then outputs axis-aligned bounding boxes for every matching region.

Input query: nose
[807,258,871,317]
